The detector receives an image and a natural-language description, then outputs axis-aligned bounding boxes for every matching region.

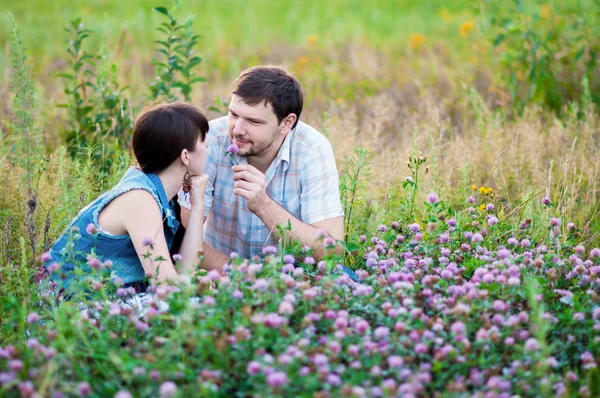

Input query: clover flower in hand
[226,143,239,165]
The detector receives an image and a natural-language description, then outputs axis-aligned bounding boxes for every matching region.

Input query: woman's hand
[190,174,208,209]
[179,174,207,274]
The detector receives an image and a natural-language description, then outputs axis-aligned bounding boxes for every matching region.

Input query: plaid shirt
[178,116,344,258]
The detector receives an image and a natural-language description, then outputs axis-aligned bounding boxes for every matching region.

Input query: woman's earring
[182,169,192,193]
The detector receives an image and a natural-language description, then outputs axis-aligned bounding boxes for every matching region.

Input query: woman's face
[187,136,208,176]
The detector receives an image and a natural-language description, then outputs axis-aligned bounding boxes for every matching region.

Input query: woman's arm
[120,190,181,283]
[177,174,208,273]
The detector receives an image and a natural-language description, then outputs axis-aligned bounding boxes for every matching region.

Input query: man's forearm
[254,198,329,258]
[200,242,230,271]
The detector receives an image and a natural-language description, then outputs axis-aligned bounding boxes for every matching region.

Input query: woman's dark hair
[132,102,209,174]
[233,65,303,129]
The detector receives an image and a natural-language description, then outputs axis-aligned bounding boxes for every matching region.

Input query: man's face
[227,94,283,158]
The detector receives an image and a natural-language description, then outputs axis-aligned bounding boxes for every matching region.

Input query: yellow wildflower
[439,8,453,23]
[479,204,486,211]
[459,22,474,38]
[297,56,310,66]
[479,186,486,194]
[307,35,319,45]
[409,33,426,50]
[539,5,551,20]
[472,185,477,190]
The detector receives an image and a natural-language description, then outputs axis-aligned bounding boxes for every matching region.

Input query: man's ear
[280,113,297,135]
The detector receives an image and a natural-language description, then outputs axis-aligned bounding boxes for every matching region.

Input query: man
[180,65,344,269]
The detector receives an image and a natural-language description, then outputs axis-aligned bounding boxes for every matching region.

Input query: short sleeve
[299,141,344,224]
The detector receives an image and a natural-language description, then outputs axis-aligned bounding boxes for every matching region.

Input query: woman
[43,102,209,295]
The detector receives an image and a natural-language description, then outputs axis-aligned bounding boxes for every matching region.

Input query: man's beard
[231,129,279,158]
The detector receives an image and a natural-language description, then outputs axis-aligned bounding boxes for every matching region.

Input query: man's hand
[232,164,270,214]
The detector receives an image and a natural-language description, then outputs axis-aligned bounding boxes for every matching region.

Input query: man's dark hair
[233,65,303,129]
[132,102,208,174]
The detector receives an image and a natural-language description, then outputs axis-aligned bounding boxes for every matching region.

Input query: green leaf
[70,17,82,29]
[153,7,171,18]
[151,60,168,68]
[56,72,75,80]
[172,81,189,90]
[338,240,359,254]
[189,76,206,84]
[493,34,506,46]
[155,40,170,49]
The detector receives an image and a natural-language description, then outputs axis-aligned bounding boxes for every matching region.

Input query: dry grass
[1,39,599,251]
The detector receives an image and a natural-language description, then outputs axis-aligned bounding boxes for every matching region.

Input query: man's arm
[232,162,344,258]
[201,242,231,271]
[253,197,343,258]
[180,208,230,271]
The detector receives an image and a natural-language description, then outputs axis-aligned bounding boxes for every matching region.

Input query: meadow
[1,0,600,396]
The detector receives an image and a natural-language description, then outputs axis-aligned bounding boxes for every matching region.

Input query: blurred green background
[0,0,477,86]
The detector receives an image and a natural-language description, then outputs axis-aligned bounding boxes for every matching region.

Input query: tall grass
[1,0,599,341]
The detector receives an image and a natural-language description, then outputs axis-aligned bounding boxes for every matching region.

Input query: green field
[1,1,600,396]
[0,0,481,96]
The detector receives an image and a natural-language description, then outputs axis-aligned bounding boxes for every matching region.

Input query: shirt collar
[263,128,295,186]
[276,128,295,167]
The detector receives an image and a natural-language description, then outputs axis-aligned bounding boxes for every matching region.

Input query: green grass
[0,0,477,84]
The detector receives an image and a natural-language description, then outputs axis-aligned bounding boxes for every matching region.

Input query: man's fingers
[233,180,255,191]
[233,187,252,198]
[232,164,262,177]
[233,170,260,183]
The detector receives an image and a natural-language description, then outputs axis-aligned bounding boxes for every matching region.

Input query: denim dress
[45,167,180,292]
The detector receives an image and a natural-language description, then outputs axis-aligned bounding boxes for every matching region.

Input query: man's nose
[232,119,244,134]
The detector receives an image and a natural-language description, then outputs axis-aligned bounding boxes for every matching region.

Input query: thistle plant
[484,1,600,114]
[9,13,43,265]
[340,148,373,241]
[57,18,133,171]
[149,3,206,102]
[402,149,428,221]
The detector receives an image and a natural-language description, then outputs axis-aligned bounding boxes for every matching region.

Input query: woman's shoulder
[109,168,161,200]
[101,189,162,230]
[96,169,163,220]
[116,188,157,205]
